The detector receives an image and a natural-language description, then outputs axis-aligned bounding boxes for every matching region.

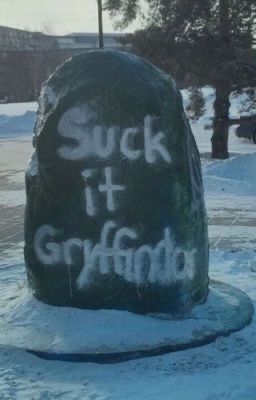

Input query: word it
[82,167,125,216]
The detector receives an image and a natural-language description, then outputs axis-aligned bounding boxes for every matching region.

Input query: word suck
[57,105,172,164]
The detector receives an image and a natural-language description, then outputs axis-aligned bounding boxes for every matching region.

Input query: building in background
[0,26,126,102]
[56,32,125,49]
[0,25,58,51]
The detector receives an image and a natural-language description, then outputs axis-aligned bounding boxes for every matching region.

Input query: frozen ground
[0,92,255,399]
[0,102,37,138]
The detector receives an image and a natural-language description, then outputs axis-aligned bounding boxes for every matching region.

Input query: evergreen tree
[105,0,256,158]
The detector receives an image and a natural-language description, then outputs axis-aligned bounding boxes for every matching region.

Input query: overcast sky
[0,0,139,34]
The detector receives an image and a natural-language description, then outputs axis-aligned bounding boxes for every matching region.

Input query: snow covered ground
[0,102,37,138]
[0,92,256,399]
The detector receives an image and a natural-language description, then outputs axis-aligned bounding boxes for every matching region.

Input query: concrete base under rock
[0,268,253,363]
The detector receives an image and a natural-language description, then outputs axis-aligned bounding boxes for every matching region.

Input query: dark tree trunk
[211,85,231,159]
[211,0,231,159]
[97,0,104,48]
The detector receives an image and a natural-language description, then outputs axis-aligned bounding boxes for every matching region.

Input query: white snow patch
[203,153,256,195]
[26,152,38,177]
[0,102,37,116]
[0,190,25,207]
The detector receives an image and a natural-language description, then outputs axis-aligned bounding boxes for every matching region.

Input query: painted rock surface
[24,49,209,314]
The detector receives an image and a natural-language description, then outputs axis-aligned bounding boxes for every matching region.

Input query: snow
[0,102,37,117]
[203,153,256,196]
[0,111,36,137]
[26,153,38,177]
[0,91,256,399]
[0,102,37,138]
[204,153,256,183]
[0,190,26,207]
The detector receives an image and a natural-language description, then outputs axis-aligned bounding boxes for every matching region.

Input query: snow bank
[0,102,37,116]
[0,111,36,136]
[203,153,256,195]
[0,102,37,137]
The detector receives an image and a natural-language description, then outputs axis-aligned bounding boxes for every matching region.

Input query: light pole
[97,0,104,48]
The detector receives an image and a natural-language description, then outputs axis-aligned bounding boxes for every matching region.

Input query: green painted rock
[24,49,209,315]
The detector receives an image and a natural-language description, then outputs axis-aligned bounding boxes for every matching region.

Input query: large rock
[24,49,209,314]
